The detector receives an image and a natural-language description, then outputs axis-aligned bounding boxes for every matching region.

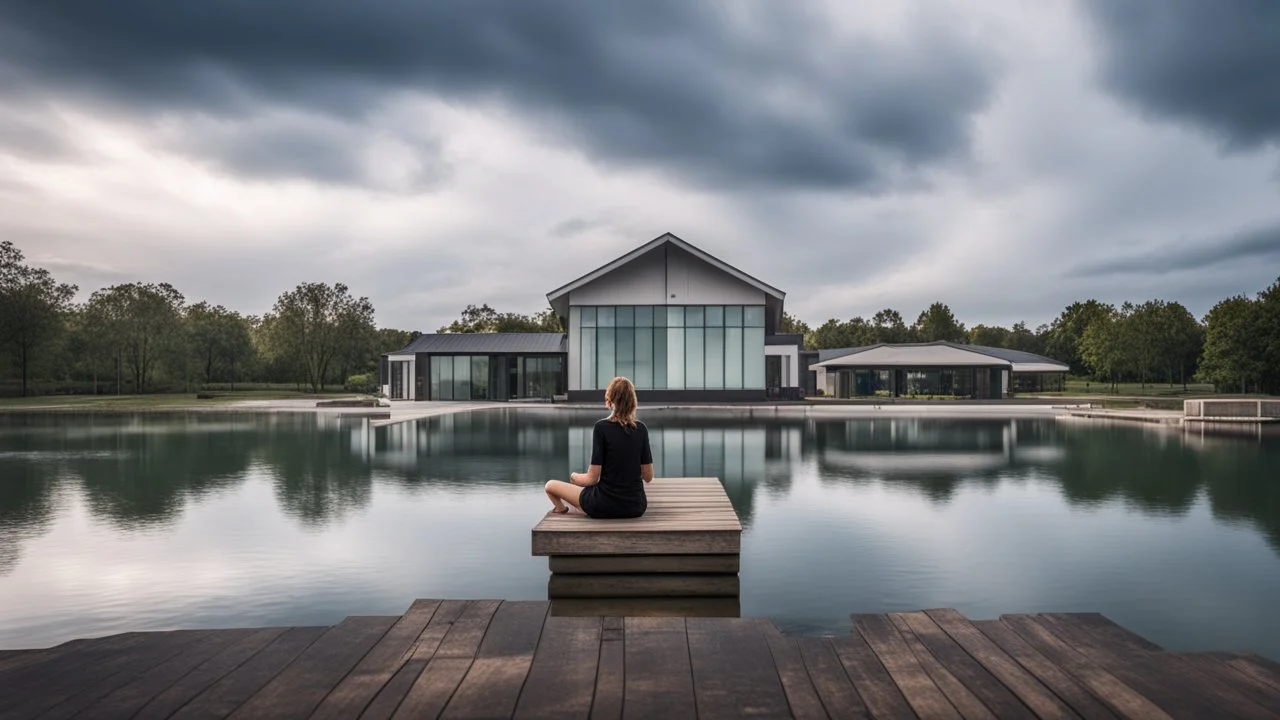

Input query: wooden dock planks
[3,601,1279,719]
[531,477,742,556]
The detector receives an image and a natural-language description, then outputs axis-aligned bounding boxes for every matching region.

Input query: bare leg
[545,480,584,514]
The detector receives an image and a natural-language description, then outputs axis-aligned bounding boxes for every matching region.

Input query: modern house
[380,233,1069,402]
[382,233,793,401]
[810,342,1068,399]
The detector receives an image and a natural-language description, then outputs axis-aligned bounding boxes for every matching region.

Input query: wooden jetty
[532,477,743,600]
[3,600,1279,719]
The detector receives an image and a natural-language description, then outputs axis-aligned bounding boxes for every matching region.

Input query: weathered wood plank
[886,614,996,720]
[796,635,870,720]
[755,620,828,720]
[549,573,740,598]
[134,628,289,720]
[852,613,962,720]
[925,609,1087,720]
[893,612,1037,720]
[829,632,918,720]
[170,626,328,720]
[390,600,501,719]
[1031,613,1276,720]
[358,600,471,719]
[549,554,740,574]
[686,617,791,718]
[1209,652,1280,695]
[990,617,1171,720]
[591,617,625,720]
[534,530,741,556]
[551,597,740,618]
[310,599,442,720]
[1177,653,1280,710]
[623,617,695,720]
[514,615,602,720]
[442,601,549,719]
[228,616,397,719]
[29,630,218,720]
[0,633,151,712]
[75,629,257,720]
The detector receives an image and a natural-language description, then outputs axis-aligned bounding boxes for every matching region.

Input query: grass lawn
[0,390,357,411]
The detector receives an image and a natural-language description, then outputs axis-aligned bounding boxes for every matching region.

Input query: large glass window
[686,306,704,327]
[597,328,615,389]
[635,306,653,327]
[471,356,489,399]
[580,328,596,390]
[685,327,705,389]
[725,327,743,388]
[743,327,765,388]
[705,327,724,389]
[667,327,685,389]
[598,306,615,327]
[666,306,684,327]
[453,355,470,400]
[635,328,653,389]
[429,357,441,400]
[744,305,765,327]
[725,306,743,327]
[705,306,724,327]
[654,327,667,389]
[616,326,635,381]
[581,307,597,327]
[616,306,634,327]
[438,356,454,400]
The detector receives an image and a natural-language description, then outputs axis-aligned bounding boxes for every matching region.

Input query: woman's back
[590,418,651,513]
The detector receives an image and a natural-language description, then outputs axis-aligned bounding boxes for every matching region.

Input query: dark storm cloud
[1071,220,1280,277]
[0,0,999,190]
[1079,0,1280,147]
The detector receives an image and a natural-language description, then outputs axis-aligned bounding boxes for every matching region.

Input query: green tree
[85,283,186,393]
[1200,295,1264,393]
[0,241,78,396]
[781,312,811,336]
[262,282,376,392]
[1257,278,1280,395]
[1079,305,1131,393]
[913,302,966,343]
[968,324,1010,348]
[1045,300,1113,376]
[186,302,255,388]
[805,317,873,350]
[376,328,419,354]
[871,309,912,343]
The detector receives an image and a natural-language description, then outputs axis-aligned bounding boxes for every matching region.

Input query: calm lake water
[1,409,1279,659]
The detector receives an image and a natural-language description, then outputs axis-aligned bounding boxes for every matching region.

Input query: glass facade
[571,305,766,390]
[429,355,563,400]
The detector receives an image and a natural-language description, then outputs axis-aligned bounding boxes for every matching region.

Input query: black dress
[578,418,652,519]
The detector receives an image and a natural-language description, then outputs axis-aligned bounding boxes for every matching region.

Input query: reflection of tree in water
[254,418,375,527]
[61,414,259,528]
[1192,438,1280,555]
[0,457,58,575]
[1050,424,1202,514]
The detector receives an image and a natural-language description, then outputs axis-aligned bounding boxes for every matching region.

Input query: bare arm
[641,464,654,483]
[571,465,602,486]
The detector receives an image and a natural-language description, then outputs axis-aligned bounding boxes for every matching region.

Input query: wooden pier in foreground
[2,600,1280,719]
[532,477,743,600]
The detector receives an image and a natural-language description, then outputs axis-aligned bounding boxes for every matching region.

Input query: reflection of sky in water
[0,410,1278,661]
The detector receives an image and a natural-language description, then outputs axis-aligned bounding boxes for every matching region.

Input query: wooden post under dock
[531,477,743,607]
[3,600,1278,718]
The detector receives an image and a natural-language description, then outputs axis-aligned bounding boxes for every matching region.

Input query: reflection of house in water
[814,419,1064,479]
[568,420,799,524]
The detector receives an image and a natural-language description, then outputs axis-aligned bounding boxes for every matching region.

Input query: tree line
[3,238,1276,396]
[786,282,1279,394]
[0,241,420,396]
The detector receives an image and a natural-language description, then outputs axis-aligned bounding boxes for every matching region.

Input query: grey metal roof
[388,333,566,355]
[811,341,1068,371]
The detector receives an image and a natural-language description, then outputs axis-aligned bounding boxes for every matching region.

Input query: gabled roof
[387,333,566,355]
[545,232,785,309]
[811,343,1013,369]
[809,341,1069,372]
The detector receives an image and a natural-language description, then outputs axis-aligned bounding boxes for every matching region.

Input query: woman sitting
[544,376,653,518]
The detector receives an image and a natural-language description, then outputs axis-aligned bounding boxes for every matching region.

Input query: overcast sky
[1,0,1277,332]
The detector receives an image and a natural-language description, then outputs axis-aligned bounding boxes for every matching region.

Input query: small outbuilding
[810,342,1068,399]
